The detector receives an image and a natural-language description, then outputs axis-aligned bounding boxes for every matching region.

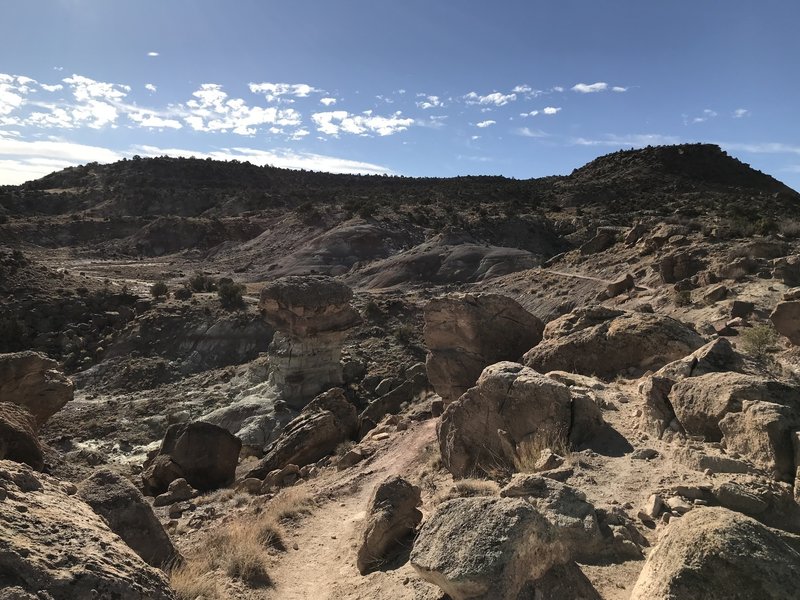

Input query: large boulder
[0,402,43,470]
[638,338,745,438]
[356,476,422,575]
[423,293,544,405]
[523,306,704,379]
[0,351,73,427]
[77,469,179,569]
[630,507,800,600]
[261,276,361,408]
[770,301,800,345]
[0,460,174,599]
[246,387,357,479]
[410,496,566,600]
[438,362,573,478]
[142,421,241,495]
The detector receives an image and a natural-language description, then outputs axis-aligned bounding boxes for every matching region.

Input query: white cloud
[517,127,549,138]
[471,135,480,140]
[145,83,157,93]
[612,86,628,93]
[512,84,532,93]
[40,83,63,92]
[572,82,608,93]
[720,142,800,155]
[475,120,496,128]
[311,110,414,137]
[520,110,539,117]
[733,108,750,118]
[542,106,561,115]
[464,91,517,106]
[185,83,301,135]
[249,82,321,102]
[571,133,681,147]
[416,95,443,109]
[320,97,337,106]
[128,110,182,129]
[147,51,159,57]
[552,86,564,93]
[692,109,718,124]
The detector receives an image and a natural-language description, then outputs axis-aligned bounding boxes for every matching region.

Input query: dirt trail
[266,420,439,600]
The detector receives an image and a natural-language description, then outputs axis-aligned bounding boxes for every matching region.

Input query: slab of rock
[731,300,755,318]
[499,474,602,560]
[246,387,357,479]
[0,402,43,470]
[410,496,566,600]
[142,421,241,495]
[153,477,197,507]
[356,476,422,574]
[261,276,361,407]
[630,507,800,600]
[523,306,704,379]
[77,469,179,569]
[358,380,413,436]
[438,362,573,478]
[659,251,705,284]
[0,460,174,599]
[0,351,73,427]
[423,293,544,406]
[770,301,800,344]
[606,273,635,298]
[701,284,728,304]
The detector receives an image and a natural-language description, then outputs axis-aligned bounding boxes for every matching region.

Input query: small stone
[533,449,565,472]
[704,468,714,477]
[665,496,693,514]
[372,432,390,441]
[640,494,663,521]
[631,448,659,460]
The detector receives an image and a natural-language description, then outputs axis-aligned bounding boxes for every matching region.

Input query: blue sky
[1,0,799,190]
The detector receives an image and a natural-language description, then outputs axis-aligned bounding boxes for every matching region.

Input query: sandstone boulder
[438,362,573,478]
[410,496,565,600]
[260,276,361,408]
[770,301,800,345]
[424,293,544,405]
[659,251,705,283]
[606,273,634,297]
[0,403,43,470]
[630,507,800,600]
[0,460,174,599]
[356,476,422,575]
[77,469,179,569]
[0,351,73,427]
[143,421,241,495]
[523,306,704,379]
[246,387,357,479]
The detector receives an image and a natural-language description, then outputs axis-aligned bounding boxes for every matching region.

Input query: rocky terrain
[2,143,800,598]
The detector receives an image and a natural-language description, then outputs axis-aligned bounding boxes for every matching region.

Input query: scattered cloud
[612,86,628,93]
[691,109,718,124]
[542,106,561,115]
[249,82,321,103]
[720,142,800,156]
[475,120,496,128]
[551,86,564,93]
[733,108,750,118]
[145,83,157,93]
[319,97,337,106]
[572,82,608,93]
[311,110,414,137]
[416,95,443,109]
[512,84,532,93]
[464,91,517,106]
[517,128,549,138]
[128,110,182,129]
[147,51,159,57]
[40,83,63,92]
[571,133,681,147]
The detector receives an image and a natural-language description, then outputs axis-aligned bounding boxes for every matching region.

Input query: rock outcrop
[423,293,544,405]
[142,421,241,495]
[77,469,179,569]
[246,387,357,479]
[0,460,174,599]
[0,402,43,470]
[523,306,704,379]
[0,351,73,427]
[630,507,800,600]
[438,362,604,478]
[260,276,361,408]
[770,301,800,344]
[356,476,422,575]
[410,496,566,600]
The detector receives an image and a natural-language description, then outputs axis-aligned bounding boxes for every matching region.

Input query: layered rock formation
[0,351,73,427]
[0,402,44,470]
[260,276,361,408]
[423,293,544,405]
[0,460,175,599]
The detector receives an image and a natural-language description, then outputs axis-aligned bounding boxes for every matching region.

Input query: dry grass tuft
[434,478,500,504]
[268,486,313,520]
[513,429,570,473]
[169,560,221,599]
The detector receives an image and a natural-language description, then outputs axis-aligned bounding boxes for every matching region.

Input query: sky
[1,0,800,190]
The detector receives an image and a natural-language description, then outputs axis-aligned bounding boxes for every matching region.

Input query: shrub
[740,324,779,358]
[217,278,245,309]
[394,323,415,343]
[189,271,217,292]
[150,280,168,298]
[173,285,193,301]
[513,428,570,473]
